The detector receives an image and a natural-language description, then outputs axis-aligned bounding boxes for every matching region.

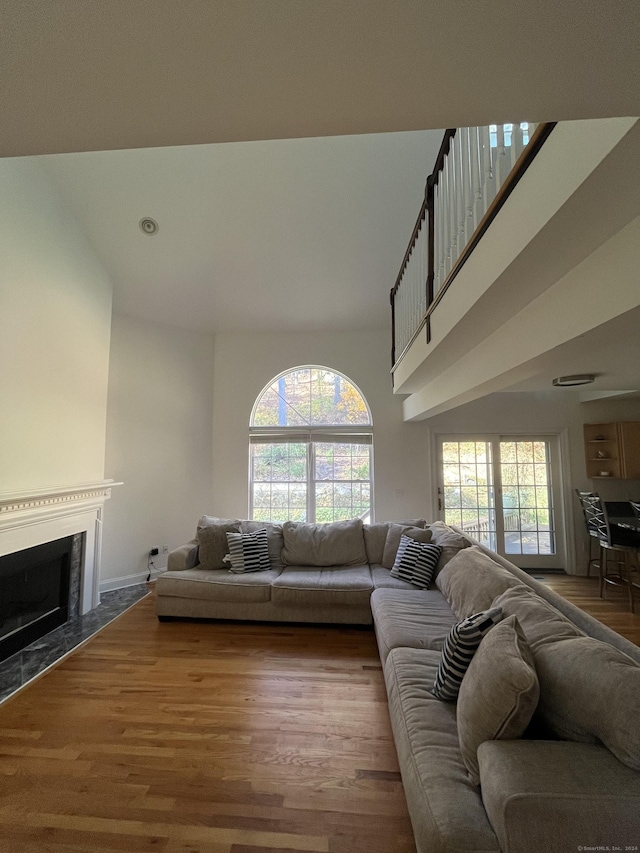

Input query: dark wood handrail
[391,121,556,375]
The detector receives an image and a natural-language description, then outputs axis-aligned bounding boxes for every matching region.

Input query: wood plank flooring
[0,593,416,853]
[1,574,637,852]
[536,572,640,645]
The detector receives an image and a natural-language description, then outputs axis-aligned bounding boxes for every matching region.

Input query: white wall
[211,330,429,522]
[0,158,113,492]
[425,393,640,573]
[101,313,215,586]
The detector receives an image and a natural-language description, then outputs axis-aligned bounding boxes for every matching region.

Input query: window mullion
[308,442,316,523]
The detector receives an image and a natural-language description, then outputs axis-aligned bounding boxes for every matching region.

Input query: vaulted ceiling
[3,1,639,157]
[3,1,640,344]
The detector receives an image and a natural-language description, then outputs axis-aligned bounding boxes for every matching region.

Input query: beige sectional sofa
[156,516,428,624]
[157,516,640,853]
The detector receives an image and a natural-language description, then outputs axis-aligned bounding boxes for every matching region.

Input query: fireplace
[0,480,120,655]
[0,535,84,662]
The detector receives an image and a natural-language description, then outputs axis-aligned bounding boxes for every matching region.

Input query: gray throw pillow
[457,615,540,786]
[241,520,284,570]
[381,524,432,569]
[197,517,241,569]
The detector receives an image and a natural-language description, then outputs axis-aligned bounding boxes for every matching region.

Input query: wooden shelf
[583,422,640,480]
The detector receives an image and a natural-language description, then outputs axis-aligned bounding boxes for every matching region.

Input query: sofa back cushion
[241,520,285,570]
[282,518,367,567]
[492,584,584,652]
[533,636,640,771]
[197,516,241,569]
[363,520,427,565]
[428,521,471,571]
[436,545,522,619]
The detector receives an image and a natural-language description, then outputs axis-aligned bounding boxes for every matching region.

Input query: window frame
[249,367,374,523]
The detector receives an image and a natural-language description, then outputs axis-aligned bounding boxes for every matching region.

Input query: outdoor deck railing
[391,121,556,375]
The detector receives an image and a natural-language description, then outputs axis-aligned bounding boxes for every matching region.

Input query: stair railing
[391,121,555,376]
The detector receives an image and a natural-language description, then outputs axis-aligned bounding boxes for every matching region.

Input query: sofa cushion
[479,741,640,853]
[271,564,373,607]
[533,636,640,771]
[432,607,504,701]
[428,521,471,571]
[436,545,522,619]
[197,517,241,569]
[363,520,427,565]
[457,615,539,785]
[390,537,442,589]
[492,584,584,651]
[371,588,457,663]
[157,568,280,604]
[240,520,285,570]
[382,524,432,569]
[370,564,417,592]
[226,529,271,573]
[384,647,501,853]
[282,518,367,567]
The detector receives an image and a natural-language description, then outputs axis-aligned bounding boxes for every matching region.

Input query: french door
[437,435,565,570]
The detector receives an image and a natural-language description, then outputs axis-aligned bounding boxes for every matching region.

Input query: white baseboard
[99,568,165,593]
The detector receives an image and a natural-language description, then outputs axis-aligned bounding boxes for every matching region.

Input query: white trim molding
[100,568,164,593]
[0,480,122,614]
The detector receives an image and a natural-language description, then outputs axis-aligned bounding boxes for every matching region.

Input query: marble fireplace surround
[0,480,121,616]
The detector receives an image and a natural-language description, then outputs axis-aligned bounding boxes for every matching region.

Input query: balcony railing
[391,121,556,375]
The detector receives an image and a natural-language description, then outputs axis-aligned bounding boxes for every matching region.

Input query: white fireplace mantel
[0,480,122,614]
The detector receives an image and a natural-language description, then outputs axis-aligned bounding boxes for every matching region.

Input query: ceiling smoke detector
[139,217,159,235]
[552,374,596,387]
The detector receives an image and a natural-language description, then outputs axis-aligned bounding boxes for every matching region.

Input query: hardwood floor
[535,572,640,645]
[1,574,637,852]
[0,592,416,853]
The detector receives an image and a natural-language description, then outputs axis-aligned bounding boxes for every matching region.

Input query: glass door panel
[438,435,564,570]
[441,440,496,551]
[500,440,554,556]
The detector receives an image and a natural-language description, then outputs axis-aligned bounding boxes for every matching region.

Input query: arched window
[250,366,373,523]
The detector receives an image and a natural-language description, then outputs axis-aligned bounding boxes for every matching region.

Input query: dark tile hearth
[0,584,150,703]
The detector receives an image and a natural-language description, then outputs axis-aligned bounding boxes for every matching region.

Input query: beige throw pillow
[457,615,540,786]
[241,520,284,570]
[363,520,427,565]
[381,524,432,569]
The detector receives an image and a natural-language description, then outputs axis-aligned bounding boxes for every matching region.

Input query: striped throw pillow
[390,536,442,589]
[431,606,503,701]
[226,529,271,573]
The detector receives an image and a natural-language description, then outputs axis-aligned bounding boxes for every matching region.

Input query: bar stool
[599,496,640,613]
[574,489,603,577]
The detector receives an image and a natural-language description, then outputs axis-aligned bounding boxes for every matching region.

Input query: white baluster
[435,182,442,292]
[448,153,457,271]
[455,133,466,258]
[513,122,525,161]
[482,124,496,210]
[471,126,483,230]
[462,127,474,243]
[505,123,518,172]
[493,124,505,192]
[441,166,450,280]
